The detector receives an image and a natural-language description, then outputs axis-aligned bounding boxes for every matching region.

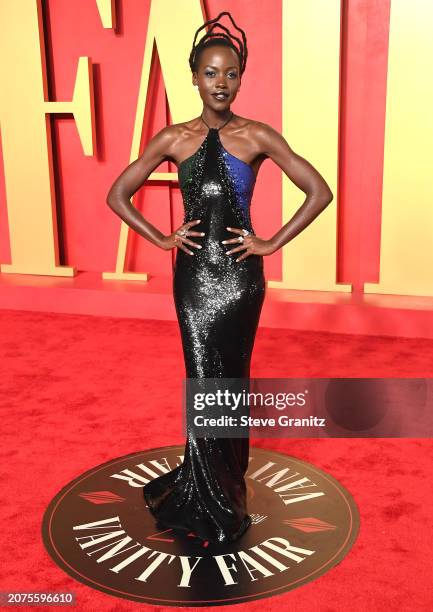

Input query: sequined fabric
[143,126,266,544]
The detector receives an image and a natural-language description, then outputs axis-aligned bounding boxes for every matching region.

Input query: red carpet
[1,308,432,611]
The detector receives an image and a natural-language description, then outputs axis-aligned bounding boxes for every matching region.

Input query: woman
[106,11,333,544]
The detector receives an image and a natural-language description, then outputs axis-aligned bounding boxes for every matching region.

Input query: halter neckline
[178,112,256,179]
[200,111,234,132]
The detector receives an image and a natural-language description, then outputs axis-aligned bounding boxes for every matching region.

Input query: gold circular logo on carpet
[42,446,360,606]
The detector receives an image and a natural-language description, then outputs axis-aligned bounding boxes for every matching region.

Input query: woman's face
[193,46,241,110]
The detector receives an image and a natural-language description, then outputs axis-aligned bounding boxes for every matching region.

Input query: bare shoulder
[233,117,288,161]
[151,119,206,163]
[239,118,333,199]
[250,120,289,153]
[144,123,183,161]
[242,118,299,164]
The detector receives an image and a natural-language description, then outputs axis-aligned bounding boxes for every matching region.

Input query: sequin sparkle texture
[143,125,266,544]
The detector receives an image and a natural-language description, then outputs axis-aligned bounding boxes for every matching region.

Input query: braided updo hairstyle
[188,11,248,77]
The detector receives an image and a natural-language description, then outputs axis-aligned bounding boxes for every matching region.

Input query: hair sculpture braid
[188,11,248,76]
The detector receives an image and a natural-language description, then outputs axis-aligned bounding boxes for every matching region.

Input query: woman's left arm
[255,121,334,254]
[223,121,334,261]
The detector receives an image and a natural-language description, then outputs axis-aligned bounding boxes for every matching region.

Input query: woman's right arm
[106,126,176,250]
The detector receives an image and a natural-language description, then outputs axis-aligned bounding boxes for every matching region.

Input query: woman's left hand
[221,226,277,262]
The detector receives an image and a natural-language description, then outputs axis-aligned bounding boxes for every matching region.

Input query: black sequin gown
[143,116,266,544]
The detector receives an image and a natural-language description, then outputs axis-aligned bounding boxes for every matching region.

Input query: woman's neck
[200,109,234,130]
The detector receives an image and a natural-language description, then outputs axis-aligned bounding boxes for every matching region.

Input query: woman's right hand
[159,219,205,255]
